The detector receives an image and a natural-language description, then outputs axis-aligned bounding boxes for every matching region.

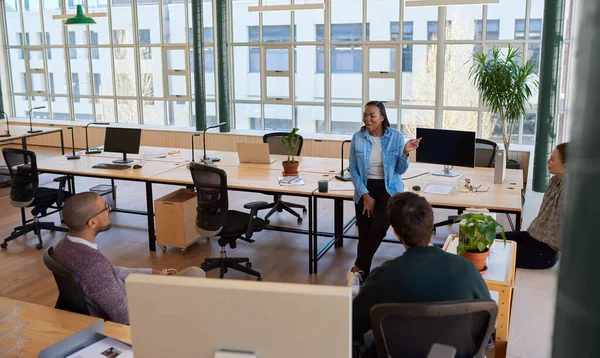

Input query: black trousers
[499,231,559,269]
[354,179,391,278]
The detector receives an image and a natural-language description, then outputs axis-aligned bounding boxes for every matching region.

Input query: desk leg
[337,199,344,248]
[495,287,513,358]
[145,182,156,251]
[21,137,27,151]
[311,196,317,274]
[515,212,522,231]
[59,130,65,155]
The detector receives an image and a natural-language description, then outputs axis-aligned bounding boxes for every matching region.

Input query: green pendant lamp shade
[65,5,96,25]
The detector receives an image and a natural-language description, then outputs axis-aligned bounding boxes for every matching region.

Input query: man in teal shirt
[352,193,491,344]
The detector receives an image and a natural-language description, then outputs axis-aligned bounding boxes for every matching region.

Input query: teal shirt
[352,246,492,339]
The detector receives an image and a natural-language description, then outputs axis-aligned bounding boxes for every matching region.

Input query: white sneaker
[346,270,364,298]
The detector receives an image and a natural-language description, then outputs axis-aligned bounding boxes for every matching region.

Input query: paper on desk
[329,181,354,191]
[278,176,305,186]
[423,184,454,195]
[65,337,133,358]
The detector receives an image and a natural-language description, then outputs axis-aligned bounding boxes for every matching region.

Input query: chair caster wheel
[160,245,167,251]
[303,209,307,214]
[265,219,270,225]
[256,277,263,281]
[180,248,187,255]
[1,243,7,249]
[245,262,252,269]
[297,218,303,224]
[36,244,43,250]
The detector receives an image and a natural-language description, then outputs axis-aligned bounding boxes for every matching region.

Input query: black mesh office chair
[370,300,497,358]
[189,162,269,280]
[433,139,499,232]
[1,148,70,249]
[261,132,306,224]
[43,246,90,315]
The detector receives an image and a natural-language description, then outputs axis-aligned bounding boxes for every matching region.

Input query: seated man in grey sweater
[53,192,205,325]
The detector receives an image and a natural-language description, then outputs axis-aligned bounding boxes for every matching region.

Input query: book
[277,176,305,186]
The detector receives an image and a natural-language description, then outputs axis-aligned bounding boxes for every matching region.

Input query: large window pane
[522,112,536,145]
[369,48,395,73]
[366,0,398,41]
[4,0,23,46]
[9,49,27,93]
[23,1,42,46]
[445,5,482,40]
[232,0,258,42]
[92,48,114,96]
[264,104,292,131]
[296,105,324,134]
[369,78,395,103]
[42,0,64,46]
[111,3,134,45]
[162,0,186,44]
[331,106,361,135]
[234,103,261,130]
[89,2,109,45]
[443,110,478,133]
[117,99,138,124]
[187,1,213,44]
[96,99,116,122]
[295,46,323,103]
[443,45,478,107]
[51,97,71,120]
[487,0,526,40]
[404,6,437,41]
[294,0,323,42]
[167,101,190,127]
[192,101,217,128]
[140,47,163,97]
[143,100,164,125]
[401,109,434,137]
[331,47,362,104]
[530,0,545,39]
[73,96,94,121]
[234,46,261,100]
[266,77,289,99]
[402,45,436,106]
[331,0,363,40]
[114,49,137,96]
[482,112,518,144]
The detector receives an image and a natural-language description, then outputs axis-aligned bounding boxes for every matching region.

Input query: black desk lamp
[335,140,352,181]
[0,111,10,137]
[191,132,200,162]
[202,122,226,163]
[66,127,80,160]
[27,106,45,133]
[85,122,110,154]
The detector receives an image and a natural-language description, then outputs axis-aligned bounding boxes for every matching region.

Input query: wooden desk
[442,238,517,358]
[0,297,130,357]
[84,146,218,164]
[0,125,65,154]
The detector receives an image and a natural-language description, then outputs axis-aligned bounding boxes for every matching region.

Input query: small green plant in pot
[281,128,300,176]
[453,213,507,272]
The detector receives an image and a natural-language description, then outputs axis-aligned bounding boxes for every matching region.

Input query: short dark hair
[62,192,102,231]
[363,101,391,129]
[386,192,434,247]
[556,143,568,165]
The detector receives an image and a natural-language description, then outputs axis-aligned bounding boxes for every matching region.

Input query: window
[21,73,28,97]
[390,22,413,73]
[45,32,52,59]
[188,28,214,73]
[316,24,367,74]
[248,26,296,74]
[17,32,24,59]
[249,117,292,131]
[139,29,151,59]
[49,73,55,101]
[68,31,77,59]
[93,73,101,96]
[428,21,439,41]
[515,19,542,40]
[91,31,99,59]
[72,73,80,102]
[475,19,500,40]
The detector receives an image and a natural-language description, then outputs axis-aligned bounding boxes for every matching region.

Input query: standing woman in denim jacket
[346,101,421,295]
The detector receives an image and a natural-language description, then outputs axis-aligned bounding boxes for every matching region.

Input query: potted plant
[452,213,507,272]
[281,128,300,176]
[469,45,539,164]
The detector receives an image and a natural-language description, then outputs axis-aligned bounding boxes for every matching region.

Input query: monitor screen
[103,127,142,155]
[416,128,476,168]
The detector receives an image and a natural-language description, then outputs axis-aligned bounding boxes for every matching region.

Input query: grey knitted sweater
[53,237,151,325]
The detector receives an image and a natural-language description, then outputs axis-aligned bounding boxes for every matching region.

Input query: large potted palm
[469,46,539,164]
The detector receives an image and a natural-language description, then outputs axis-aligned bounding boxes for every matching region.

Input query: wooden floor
[1,145,554,358]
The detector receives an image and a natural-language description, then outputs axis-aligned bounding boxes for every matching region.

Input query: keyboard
[92,163,131,170]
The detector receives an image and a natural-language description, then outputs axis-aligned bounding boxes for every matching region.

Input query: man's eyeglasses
[87,202,112,222]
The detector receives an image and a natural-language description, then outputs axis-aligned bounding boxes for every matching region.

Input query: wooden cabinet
[154,189,199,251]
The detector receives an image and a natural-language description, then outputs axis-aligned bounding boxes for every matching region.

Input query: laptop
[237,143,276,164]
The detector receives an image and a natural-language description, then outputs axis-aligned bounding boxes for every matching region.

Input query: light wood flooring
[0,145,556,358]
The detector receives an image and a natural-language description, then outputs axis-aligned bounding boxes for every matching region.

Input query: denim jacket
[349,127,410,203]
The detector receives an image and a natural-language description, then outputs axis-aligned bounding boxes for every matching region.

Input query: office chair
[260,132,306,224]
[433,139,498,232]
[1,148,70,250]
[43,246,90,315]
[189,162,269,280]
[370,300,497,358]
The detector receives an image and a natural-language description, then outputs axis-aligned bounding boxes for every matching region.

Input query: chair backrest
[2,148,39,206]
[263,132,304,156]
[475,139,497,168]
[370,300,498,358]
[189,162,229,235]
[42,246,90,315]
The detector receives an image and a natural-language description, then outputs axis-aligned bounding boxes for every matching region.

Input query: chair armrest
[53,175,71,207]
[243,201,270,210]
[53,175,70,184]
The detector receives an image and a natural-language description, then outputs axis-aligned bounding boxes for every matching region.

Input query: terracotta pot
[462,250,490,272]
[282,161,299,176]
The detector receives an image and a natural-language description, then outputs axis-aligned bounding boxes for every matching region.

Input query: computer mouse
[412,185,421,192]
[133,164,143,169]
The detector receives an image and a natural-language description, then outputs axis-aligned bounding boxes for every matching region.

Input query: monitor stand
[112,153,133,164]
[431,165,462,178]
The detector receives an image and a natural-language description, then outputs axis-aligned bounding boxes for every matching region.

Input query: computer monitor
[103,127,142,164]
[415,128,476,177]
[126,275,352,358]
